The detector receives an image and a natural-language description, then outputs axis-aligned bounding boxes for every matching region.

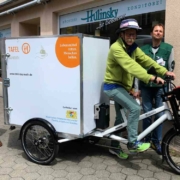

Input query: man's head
[116,19,142,46]
[151,23,164,41]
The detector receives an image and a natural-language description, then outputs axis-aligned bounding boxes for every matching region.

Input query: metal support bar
[58,139,70,143]
[109,134,128,144]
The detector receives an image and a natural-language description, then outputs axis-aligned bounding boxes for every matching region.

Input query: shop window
[60,11,165,45]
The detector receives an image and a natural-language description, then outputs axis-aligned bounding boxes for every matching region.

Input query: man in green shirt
[103,19,175,159]
[140,23,175,155]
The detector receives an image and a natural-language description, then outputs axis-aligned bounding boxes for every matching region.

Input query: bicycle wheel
[21,121,59,165]
[162,128,180,174]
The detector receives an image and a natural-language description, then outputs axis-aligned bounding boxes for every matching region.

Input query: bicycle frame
[93,101,173,144]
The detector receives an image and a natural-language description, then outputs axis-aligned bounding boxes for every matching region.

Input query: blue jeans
[141,86,164,143]
[104,87,141,145]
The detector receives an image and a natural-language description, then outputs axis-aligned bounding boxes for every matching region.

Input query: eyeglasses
[125,33,136,37]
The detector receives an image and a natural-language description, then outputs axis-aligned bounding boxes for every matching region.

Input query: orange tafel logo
[22,43,30,54]
[55,36,80,68]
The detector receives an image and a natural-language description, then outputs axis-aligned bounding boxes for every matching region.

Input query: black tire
[162,128,180,174]
[21,121,59,165]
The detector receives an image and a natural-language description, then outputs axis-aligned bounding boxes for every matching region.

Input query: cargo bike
[1,34,180,174]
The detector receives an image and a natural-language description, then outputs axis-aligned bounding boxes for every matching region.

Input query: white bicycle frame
[93,101,173,144]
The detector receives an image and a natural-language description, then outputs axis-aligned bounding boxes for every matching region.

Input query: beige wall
[0,0,106,36]
[165,0,180,85]
[0,0,123,36]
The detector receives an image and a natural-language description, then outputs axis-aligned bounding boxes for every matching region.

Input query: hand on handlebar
[165,71,176,80]
[150,76,165,84]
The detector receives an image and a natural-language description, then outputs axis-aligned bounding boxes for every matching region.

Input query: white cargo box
[1,34,110,138]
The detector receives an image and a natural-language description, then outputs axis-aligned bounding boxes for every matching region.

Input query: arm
[112,45,167,83]
[135,47,168,76]
[133,78,140,98]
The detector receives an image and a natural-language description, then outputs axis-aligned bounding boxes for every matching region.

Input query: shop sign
[96,13,126,29]
[81,7,118,22]
[59,0,165,28]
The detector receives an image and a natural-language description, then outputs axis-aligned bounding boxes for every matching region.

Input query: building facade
[0,0,179,82]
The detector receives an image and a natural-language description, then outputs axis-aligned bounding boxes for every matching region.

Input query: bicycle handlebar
[164,75,175,81]
[161,75,176,98]
[147,66,177,99]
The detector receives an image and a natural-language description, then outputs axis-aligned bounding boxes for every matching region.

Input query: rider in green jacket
[103,18,175,159]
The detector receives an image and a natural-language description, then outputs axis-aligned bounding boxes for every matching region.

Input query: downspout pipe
[0,0,43,16]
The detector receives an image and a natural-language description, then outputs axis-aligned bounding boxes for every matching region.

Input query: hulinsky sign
[59,0,165,28]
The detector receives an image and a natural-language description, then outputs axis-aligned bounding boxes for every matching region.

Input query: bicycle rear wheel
[162,128,180,174]
[21,121,59,165]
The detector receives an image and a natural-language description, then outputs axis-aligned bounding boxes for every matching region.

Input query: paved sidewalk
[0,97,179,180]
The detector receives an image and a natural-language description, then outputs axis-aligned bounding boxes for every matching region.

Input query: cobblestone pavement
[0,98,179,180]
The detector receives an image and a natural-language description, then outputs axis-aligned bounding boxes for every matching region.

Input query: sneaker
[127,141,150,153]
[151,141,162,155]
[109,148,129,159]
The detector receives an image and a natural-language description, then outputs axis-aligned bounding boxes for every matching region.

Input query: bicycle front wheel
[162,128,180,174]
[21,121,59,165]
